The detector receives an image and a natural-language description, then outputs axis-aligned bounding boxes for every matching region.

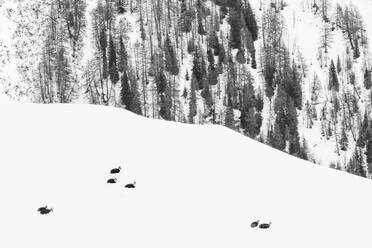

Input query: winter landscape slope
[1,103,372,248]
[1,0,372,171]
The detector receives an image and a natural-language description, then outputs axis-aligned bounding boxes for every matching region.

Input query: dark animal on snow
[38,206,48,212]
[38,207,53,215]
[125,181,136,188]
[259,222,272,229]
[110,166,122,174]
[251,220,260,228]
[107,178,117,184]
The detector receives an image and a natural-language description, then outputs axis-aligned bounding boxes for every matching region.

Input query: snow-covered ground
[1,103,372,248]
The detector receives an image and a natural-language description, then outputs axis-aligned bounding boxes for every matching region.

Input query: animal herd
[107,166,136,188]
[36,166,272,232]
[37,165,136,215]
[251,220,272,229]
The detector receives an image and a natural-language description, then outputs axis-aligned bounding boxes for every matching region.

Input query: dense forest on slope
[1,0,372,178]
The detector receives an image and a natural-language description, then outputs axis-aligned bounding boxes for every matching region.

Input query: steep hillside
[1,103,372,248]
[1,0,372,175]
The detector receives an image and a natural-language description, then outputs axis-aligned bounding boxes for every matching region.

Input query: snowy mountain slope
[2,0,372,173]
[1,103,372,248]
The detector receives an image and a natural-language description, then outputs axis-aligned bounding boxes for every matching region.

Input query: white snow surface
[1,103,372,248]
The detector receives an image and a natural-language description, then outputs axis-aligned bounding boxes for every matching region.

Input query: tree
[225,106,235,130]
[347,148,367,178]
[243,2,258,41]
[164,36,179,75]
[188,76,197,123]
[129,73,142,115]
[354,38,360,59]
[337,55,342,73]
[120,71,132,109]
[99,27,108,80]
[328,60,339,92]
[108,34,119,84]
[236,48,246,64]
[118,36,128,73]
[192,48,207,89]
[364,68,372,89]
[340,123,349,151]
[229,9,242,49]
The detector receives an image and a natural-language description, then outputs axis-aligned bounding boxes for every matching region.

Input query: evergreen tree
[120,71,132,110]
[243,2,258,41]
[240,75,261,137]
[229,9,242,49]
[188,76,198,123]
[192,48,207,89]
[129,73,143,115]
[108,35,119,84]
[353,38,360,59]
[271,121,286,151]
[236,48,246,64]
[180,0,193,33]
[118,36,128,73]
[156,71,167,94]
[99,27,108,79]
[340,124,349,151]
[164,36,179,75]
[185,70,190,81]
[328,60,339,92]
[298,138,310,161]
[364,69,372,89]
[201,82,213,107]
[159,93,172,120]
[347,148,367,178]
[208,31,219,50]
[337,55,342,73]
[356,112,369,147]
[225,106,235,130]
[182,87,188,99]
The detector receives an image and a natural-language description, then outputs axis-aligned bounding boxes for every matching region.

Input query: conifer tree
[347,148,367,178]
[240,79,259,137]
[328,60,339,92]
[225,106,235,130]
[229,9,242,49]
[156,71,167,94]
[180,0,193,33]
[236,48,246,64]
[271,121,286,151]
[353,38,360,59]
[129,74,143,115]
[243,2,258,41]
[364,69,372,89]
[337,55,342,73]
[108,35,119,84]
[340,123,349,151]
[118,36,128,73]
[192,48,206,90]
[120,71,132,110]
[357,112,369,147]
[188,76,197,123]
[99,27,108,79]
[164,36,179,75]
[185,70,190,81]
[209,31,219,50]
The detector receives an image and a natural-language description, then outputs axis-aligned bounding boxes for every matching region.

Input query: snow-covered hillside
[2,0,372,175]
[1,103,372,248]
